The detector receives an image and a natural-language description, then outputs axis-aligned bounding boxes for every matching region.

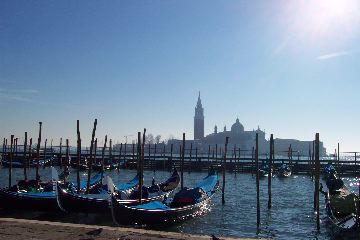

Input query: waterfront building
[169,94,327,156]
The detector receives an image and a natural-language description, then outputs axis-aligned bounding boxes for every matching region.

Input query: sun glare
[286,0,360,45]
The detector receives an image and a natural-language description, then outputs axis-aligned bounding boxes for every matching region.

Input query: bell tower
[194,92,204,140]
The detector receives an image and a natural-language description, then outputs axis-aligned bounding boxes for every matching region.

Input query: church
[192,92,268,153]
[170,93,327,156]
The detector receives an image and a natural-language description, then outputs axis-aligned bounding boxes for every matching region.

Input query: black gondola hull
[0,188,58,211]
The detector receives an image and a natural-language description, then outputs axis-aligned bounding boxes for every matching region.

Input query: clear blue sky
[1,0,359,153]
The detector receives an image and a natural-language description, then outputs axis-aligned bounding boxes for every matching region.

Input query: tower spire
[194,92,204,140]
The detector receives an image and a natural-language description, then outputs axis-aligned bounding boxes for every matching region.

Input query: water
[0,166,359,239]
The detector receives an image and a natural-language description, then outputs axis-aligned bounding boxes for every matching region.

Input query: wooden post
[170,144,173,172]
[117,143,123,172]
[124,143,127,167]
[181,133,185,190]
[222,137,229,204]
[8,135,14,188]
[140,129,146,204]
[314,133,320,231]
[23,132,28,180]
[43,139,47,169]
[148,143,151,169]
[109,139,113,165]
[268,134,273,209]
[59,138,63,167]
[86,119,97,194]
[28,138,32,176]
[255,133,260,228]
[137,132,142,203]
[101,136,108,184]
[76,120,81,193]
[65,139,69,183]
[36,122,42,180]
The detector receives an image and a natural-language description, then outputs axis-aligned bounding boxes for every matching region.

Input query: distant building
[194,92,204,140]
[169,94,327,156]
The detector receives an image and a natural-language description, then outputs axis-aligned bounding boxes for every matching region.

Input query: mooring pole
[28,138,32,176]
[181,133,185,190]
[59,138,63,167]
[86,119,97,194]
[23,132,28,180]
[8,135,14,188]
[76,120,81,193]
[101,136,108,185]
[137,132,142,203]
[65,139,70,183]
[43,139,47,169]
[117,143,122,172]
[315,133,320,231]
[36,122,42,180]
[256,133,260,228]
[108,139,112,165]
[170,143,173,172]
[268,134,273,209]
[222,136,229,204]
[140,129,146,204]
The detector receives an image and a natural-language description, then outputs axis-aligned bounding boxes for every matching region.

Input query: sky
[1,0,360,153]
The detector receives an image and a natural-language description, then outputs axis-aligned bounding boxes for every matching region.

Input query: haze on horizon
[1,0,360,153]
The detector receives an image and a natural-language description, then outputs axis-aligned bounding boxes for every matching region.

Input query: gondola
[55,169,180,214]
[109,171,219,225]
[323,173,359,234]
[92,162,117,171]
[0,168,102,211]
[258,165,272,178]
[277,164,292,178]
[1,157,53,168]
[323,163,337,180]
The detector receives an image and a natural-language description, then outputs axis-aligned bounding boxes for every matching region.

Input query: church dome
[231,118,244,133]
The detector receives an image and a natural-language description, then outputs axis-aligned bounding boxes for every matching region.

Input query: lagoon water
[0,166,359,240]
